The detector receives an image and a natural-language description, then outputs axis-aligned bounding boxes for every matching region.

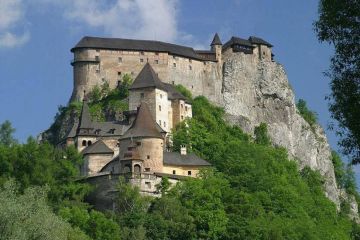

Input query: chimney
[180,145,187,155]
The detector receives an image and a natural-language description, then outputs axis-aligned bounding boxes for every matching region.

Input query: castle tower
[119,102,165,173]
[76,99,96,152]
[128,63,170,132]
[211,33,222,68]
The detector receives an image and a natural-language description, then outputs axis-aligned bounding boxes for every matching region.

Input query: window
[95,69,100,73]
[191,85,194,89]
[140,51,144,55]
[172,170,176,174]
[160,94,162,99]
[159,105,161,111]
[136,141,141,146]
[140,58,144,63]
[109,129,115,134]
[181,104,183,108]
[163,121,166,127]
[95,56,100,61]
[172,81,175,85]
[140,93,144,99]
[134,164,141,173]
[88,140,92,146]
[173,63,176,67]
[131,71,134,75]
[145,168,150,172]
[159,120,161,126]
[181,115,184,120]
[263,51,265,55]
[155,60,159,64]
[82,140,87,146]
[118,57,122,63]
[189,59,192,63]
[145,182,151,189]
[118,72,121,79]
[155,52,159,56]
[188,171,192,176]
[96,49,100,52]
[185,106,188,111]
[189,65,192,70]
[147,155,150,159]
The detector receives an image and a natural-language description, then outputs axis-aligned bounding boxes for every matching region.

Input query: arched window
[88,140,92,146]
[82,140,87,146]
[134,164,141,173]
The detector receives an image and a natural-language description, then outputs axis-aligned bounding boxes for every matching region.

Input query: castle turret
[76,99,96,152]
[128,63,170,132]
[119,102,164,173]
[210,33,222,68]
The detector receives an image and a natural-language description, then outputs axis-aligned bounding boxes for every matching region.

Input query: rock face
[221,54,340,206]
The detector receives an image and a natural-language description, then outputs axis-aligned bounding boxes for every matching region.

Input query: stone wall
[83,153,114,176]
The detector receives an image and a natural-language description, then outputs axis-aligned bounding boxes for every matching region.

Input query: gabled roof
[249,36,273,47]
[72,36,205,61]
[120,102,164,139]
[129,63,166,91]
[211,33,222,46]
[82,140,114,155]
[163,152,211,166]
[78,101,93,129]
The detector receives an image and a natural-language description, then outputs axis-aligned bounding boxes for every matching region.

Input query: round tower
[119,102,165,173]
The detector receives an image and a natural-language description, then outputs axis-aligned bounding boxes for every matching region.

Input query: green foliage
[254,122,271,145]
[0,120,17,147]
[0,180,87,240]
[155,176,170,195]
[296,99,318,130]
[172,95,357,239]
[314,0,360,163]
[175,84,193,101]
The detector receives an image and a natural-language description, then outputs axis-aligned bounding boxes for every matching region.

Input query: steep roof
[163,152,211,166]
[82,140,114,155]
[79,101,93,129]
[129,63,166,91]
[72,36,205,61]
[249,36,273,47]
[120,102,164,139]
[211,33,222,46]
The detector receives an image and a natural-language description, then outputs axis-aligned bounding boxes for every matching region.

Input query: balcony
[71,57,100,66]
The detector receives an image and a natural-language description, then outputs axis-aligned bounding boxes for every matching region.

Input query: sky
[1,0,357,183]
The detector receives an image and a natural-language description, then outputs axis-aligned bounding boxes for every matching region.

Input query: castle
[65,33,274,209]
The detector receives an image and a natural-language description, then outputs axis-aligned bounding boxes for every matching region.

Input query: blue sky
[1,1,356,182]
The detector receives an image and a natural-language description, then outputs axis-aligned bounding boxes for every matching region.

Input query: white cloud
[0,0,29,48]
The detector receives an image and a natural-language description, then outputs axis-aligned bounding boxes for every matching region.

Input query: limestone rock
[221,54,340,206]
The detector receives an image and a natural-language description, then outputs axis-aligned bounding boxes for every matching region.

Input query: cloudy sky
[1,1,355,180]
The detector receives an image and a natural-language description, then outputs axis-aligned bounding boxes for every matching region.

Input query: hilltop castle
[65,33,275,209]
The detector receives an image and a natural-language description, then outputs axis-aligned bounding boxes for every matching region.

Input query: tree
[314,0,360,163]
[0,120,17,147]
[0,180,88,240]
[254,123,271,145]
[296,99,318,129]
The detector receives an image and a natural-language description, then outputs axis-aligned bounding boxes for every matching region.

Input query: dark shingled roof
[79,101,93,129]
[121,102,163,139]
[82,140,114,155]
[211,33,222,46]
[72,36,205,61]
[249,36,273,47]
[163,152,211,166]
[129,63,166,91]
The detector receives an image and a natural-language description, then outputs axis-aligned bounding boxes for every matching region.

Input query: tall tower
[211,33,223,68]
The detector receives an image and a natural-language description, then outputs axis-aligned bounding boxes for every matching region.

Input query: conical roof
[211,33,222,46]
[79,100,93,129]
[120,102,163,139]
[129,63,166,91]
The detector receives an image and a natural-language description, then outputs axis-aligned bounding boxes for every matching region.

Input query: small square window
[145,168,150,172]
[118,57,122,63]
[140,93,144,99]
[181,115,184,120]
[95,56,100,61]
[191,85,194,89]
[188,171,192,176]
[140,58,144,63]
[189,59,192,63]
[96,49,100,52]
[155,52,159,56]
[118,71,121,76]
[181,104,183,108]
[172,81,175,85]
[96,69,100,73]
[131,71,134,75]
[173,63,176,67]
[185,106,188,111]
[140,51,145,55]
[145,182,151,188]
[173,55,176,59]
[155,60,159,64]
[189,65,192,70]
[172,170,176,174]
[147,155,150,159]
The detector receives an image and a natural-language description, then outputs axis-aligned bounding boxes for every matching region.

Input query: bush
[296,99,318,130]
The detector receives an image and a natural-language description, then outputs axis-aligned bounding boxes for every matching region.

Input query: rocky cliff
[220,54,341,206]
